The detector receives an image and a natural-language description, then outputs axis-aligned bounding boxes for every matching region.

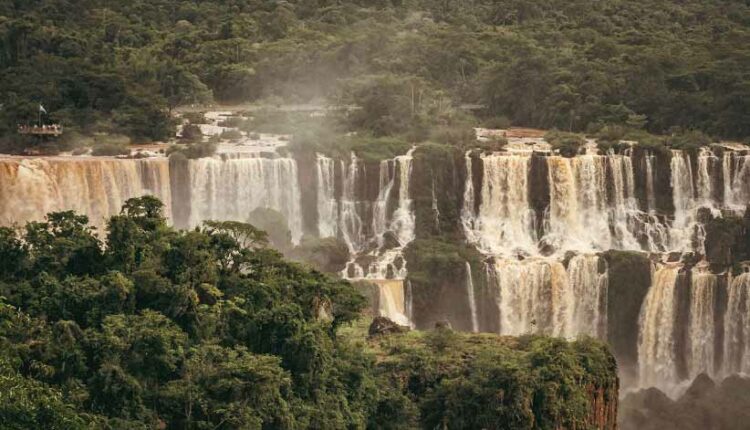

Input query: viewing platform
[18,124,63,137]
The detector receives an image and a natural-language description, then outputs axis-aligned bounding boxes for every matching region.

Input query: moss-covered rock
[404,239,487,331]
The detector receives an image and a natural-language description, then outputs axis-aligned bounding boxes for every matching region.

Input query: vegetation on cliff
[0,197,618,429]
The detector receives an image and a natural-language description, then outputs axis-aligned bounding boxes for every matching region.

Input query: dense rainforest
[1,0,749,154]
[0,196,618,429]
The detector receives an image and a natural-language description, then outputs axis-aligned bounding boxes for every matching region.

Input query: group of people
[17,124,63,133]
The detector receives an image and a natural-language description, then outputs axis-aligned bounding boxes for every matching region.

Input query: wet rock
[538,239,556,257]
[381,231,401,250]
[667,252,683,263]
[684,373,715,399]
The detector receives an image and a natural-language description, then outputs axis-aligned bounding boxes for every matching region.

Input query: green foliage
[181,112,207,125]
[545,130,586,157]
[0,197,618,428]
[167,140,216,160]
[179,124,203,142]
[290,130,412,161]
[483,116,512,129]
[0,197,372,428]
[370,330,617,430]
[666,129,713,151]
[2,0,748,153]
[91,142,130,157]
[219,128,243,141]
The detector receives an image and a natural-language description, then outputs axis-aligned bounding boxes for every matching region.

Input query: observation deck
[18,124,63,137]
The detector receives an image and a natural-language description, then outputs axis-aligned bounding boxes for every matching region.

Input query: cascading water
[471,153,535,255]
[638,264,680,388]
[724,272,750,374]
[0,157,171,230]
[669,150,711,253]
[565,254,608,339]
[187,154,303,244]
[491,254,605,338]
[375,280,410,326]
[4,141,750,394]
[316,154,338,238]
[338,149,416,280]
[645,152,657,212]
[493,258,567,336]
[465,262,479,333]
[687,269,718,378]
[723,151,750,209]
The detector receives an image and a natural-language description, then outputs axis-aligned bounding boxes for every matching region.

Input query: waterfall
[724,273,750,374]
[470,153,535,255]
[315,154,338,238]
[375,280,410,326]
[723,152,750,210]
[339,154,366,259]
[547,155,639,252]
[371,159,396,245]
[565,254,608,339]
[0,157,171,230]
[687,270,718,378]
[187,155,303,244]
[695,148,715,205]
[460,151,477,243]
[669,150,703,252]
[465,262,479,332]
[638,265,680,388]
[391,150,416,247]
[405,279,414,327]
[492,255,605,338]
[645,152,657,212]
[340,149,415,280]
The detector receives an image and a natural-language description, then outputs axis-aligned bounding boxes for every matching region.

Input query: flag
[39,104,47,114]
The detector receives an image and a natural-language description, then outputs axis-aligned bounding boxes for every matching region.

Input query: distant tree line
[1,0,748,153]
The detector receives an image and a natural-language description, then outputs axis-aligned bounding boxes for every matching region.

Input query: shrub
[219,129,243,141]
[217,116,246,128]
[91,142,130,156]
[180,124,203,142]
[182,112,207,124]
[476,135,508,152]
[482,116,512,129]
[545,130,585,157]
[430,125,476,147]
[666,129,712,151]
[167,140,216,159]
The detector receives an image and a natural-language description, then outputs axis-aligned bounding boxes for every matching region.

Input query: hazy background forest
[0,0,749,152]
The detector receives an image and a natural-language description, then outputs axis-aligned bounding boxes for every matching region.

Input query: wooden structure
[18,124,63,137]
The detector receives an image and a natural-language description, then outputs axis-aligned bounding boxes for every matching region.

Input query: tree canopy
[1,0,749,153]
[0,196,617,429]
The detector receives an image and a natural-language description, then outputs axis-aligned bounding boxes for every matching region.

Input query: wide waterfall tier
[462,148,750,257]
[489,254,608,338]
[0,156,171,229]
[183,154,303,243]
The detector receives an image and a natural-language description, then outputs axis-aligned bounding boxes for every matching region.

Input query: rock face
[619,374,750,430]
